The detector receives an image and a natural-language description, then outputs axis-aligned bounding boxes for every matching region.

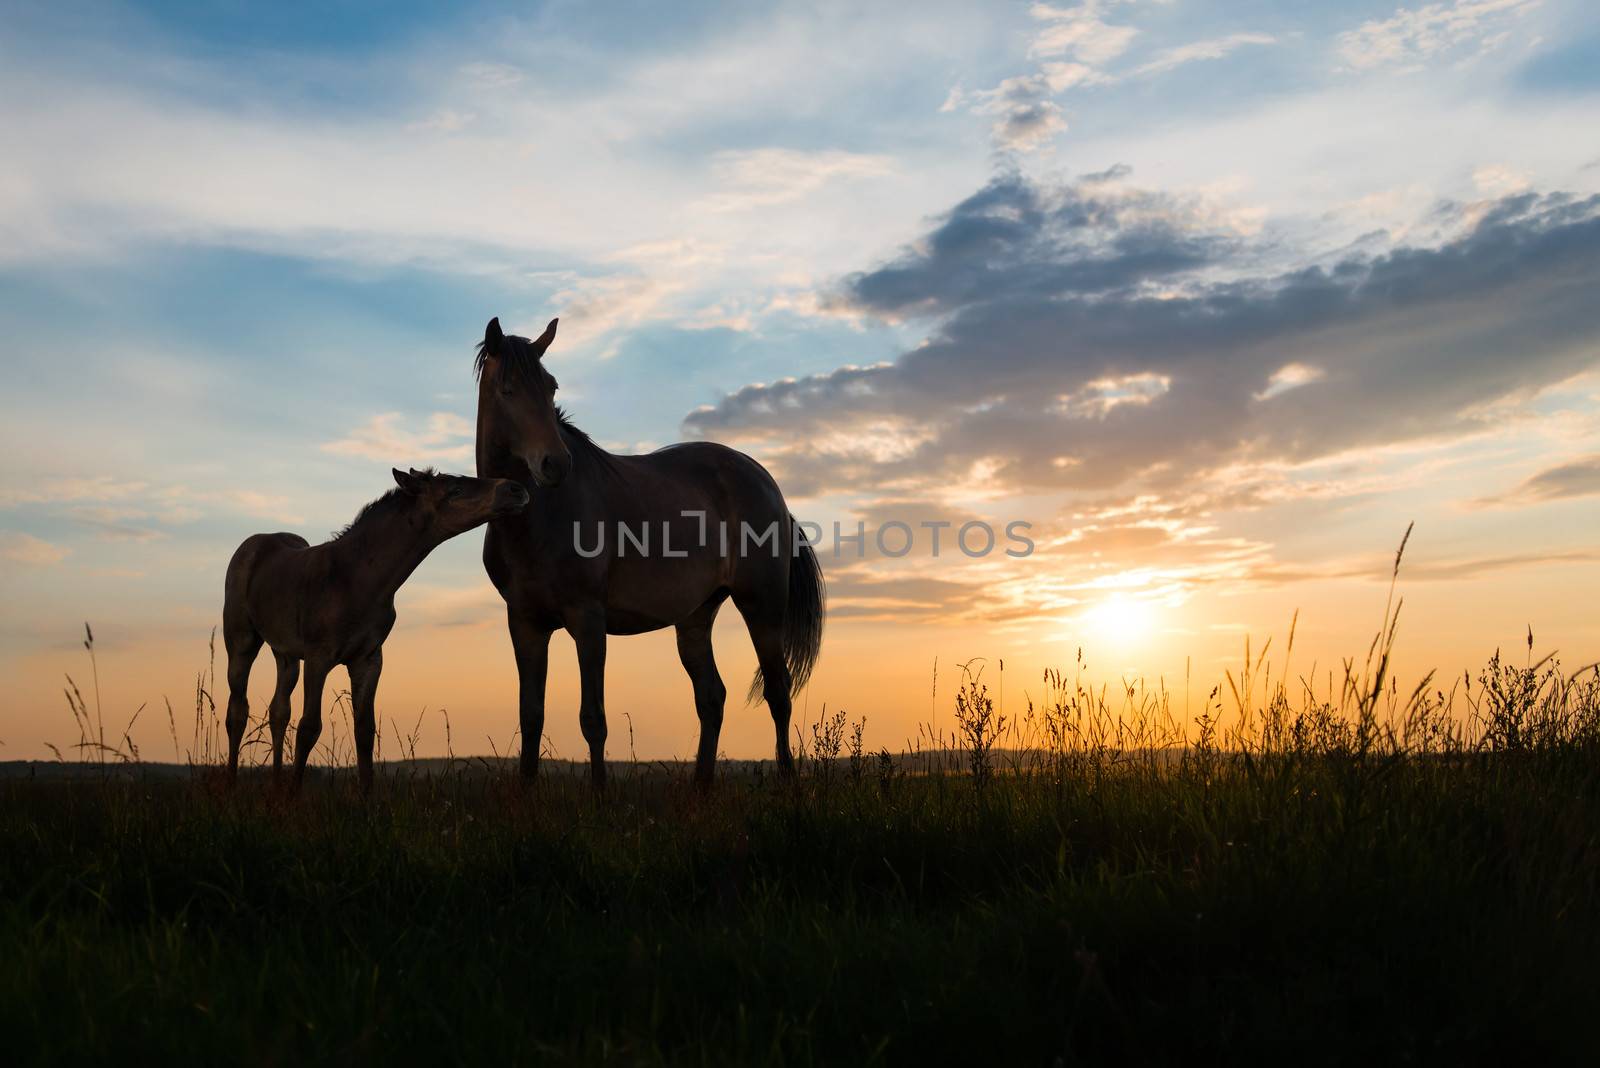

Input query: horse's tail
[748,516,825,703]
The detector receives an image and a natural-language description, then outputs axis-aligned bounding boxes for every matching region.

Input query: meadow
[5,600,1600,1065]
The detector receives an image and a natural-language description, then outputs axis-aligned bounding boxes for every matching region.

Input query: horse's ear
[484,317,504,355]
[531,317,559,358]
[393,468,423,495]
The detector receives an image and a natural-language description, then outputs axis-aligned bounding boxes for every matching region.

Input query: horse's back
[631,440,787,515]
[224,533,311,618]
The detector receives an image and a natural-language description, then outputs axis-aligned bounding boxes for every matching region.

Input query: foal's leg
[736,596,795,775]
[223,627,263,782]
[567,606,609,789]
[508,611,552,781]
[267,653,300,778]
[292,660,330,788]
[676,600,726,788]
[348,648,382,795]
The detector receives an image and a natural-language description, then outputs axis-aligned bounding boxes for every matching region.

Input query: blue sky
[3,0,1599,758]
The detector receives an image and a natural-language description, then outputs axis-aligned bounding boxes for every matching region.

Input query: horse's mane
[556,407,619,475]
[330,468,438,541]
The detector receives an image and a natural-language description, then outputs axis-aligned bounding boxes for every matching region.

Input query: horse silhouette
[474,317,824,786]
[222,468,529,790]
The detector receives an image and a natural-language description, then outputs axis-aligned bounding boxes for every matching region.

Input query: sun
[1084,593,1155,647]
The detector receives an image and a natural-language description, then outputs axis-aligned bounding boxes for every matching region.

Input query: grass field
[6,627,1600,1065]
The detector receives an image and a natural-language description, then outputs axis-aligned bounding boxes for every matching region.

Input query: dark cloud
[829,171,1239,319]
[1483,454,1600,506]
[687,174,1600,501]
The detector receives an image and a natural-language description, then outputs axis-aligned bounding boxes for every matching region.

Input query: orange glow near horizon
[5,549,1598,766]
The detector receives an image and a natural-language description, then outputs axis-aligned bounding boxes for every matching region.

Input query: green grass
[5,713,1599,1065]
[11,581,1600,1063]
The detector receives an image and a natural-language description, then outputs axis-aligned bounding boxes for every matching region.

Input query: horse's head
[391,467,530,539]
[474,316,574,487]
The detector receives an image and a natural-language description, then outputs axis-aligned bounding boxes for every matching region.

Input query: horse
[222,467,530,790]
[473,316,824,787]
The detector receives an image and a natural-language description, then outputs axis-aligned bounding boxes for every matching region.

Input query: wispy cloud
[0,477,150,507]
[1478,454,1600,506]
[1254,363,1326,401]
[1134,32,1278,77]
[405,108,475,134]
[458,61,523,90]
[0,531,70,566]
[1336,0,1541,71]
[321,412,476,466]
[701,148,894,212]
[1029,2,1139,66]
[948,7,1279,154]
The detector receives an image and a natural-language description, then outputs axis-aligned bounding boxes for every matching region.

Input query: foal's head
[475,317,573,487]
[391,468,530,539]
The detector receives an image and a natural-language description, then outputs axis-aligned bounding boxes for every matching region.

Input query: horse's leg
[567,606,609,789]
[267,652,300,779]
[348,648,382,796]
[508,610,552,781]
[292,660,329,789]
[735,595,795,775]
[676,598,727,788]
[223,626,262,783]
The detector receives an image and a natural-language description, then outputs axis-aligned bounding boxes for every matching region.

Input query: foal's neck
[329,504,443,607]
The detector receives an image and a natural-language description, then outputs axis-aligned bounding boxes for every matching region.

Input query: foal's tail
[748,517,826,704]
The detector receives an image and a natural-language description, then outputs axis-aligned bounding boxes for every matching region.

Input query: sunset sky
[3,0,1599,764]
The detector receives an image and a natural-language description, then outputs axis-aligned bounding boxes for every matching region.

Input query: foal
[223,468,529,790]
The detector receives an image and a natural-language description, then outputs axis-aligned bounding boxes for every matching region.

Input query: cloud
[808,493,1288,627]
[540,272,681,355]
[1336,0,1541,71]
[405,108,475,134]
[1254,362,1325,401]
[1029,3,1139,66]
[65,506,168,543]
[688,173,1600,508]
[701,148,894,212]
[458,62,523,90]
[950,75,1070,152]
[321,412,476,466]
[0,531,70,566]
[0,477,149,507]
[948,15,1279,152]
[1480,454,1600,506]
[823,170,1244,321]
[1040,61,1109,91]
[943,2,1140,153]
[1398,548,1600,580]
[223,491,305,525]
[1134,33,1278,77]
[0,477,304,530]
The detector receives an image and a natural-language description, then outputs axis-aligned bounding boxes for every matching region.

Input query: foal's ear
[530,317,559,358]
[483,317,504,355]
[392,468,424,495]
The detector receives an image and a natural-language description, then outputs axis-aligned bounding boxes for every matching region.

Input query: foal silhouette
[222,468,529,789]
[474,317,824,787]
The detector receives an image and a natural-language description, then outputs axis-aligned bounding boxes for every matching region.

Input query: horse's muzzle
[526,451,572,488]
[493,481,532,515]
